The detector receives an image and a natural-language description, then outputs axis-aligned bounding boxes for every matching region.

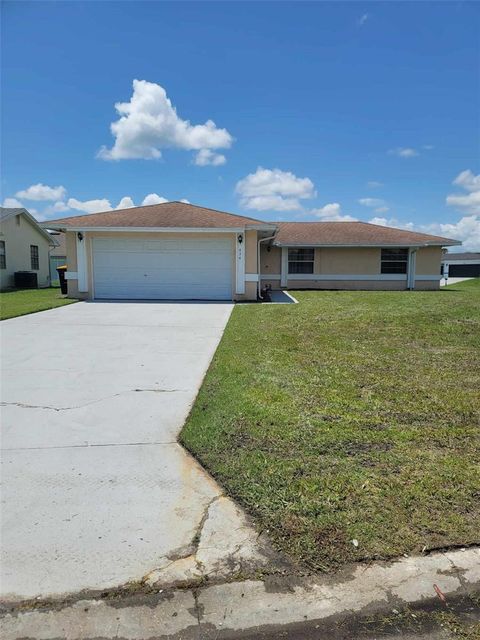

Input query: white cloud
[98,79,233,164]
[368,216,414,231]
[358,13,368,26]
[2,197,24,208]
[374,206,390,214]
[52,201,70,212]
[116,196,135,209]
[236,167,315,211]
[194,149,226,166]
[452,169,480,193]
[418,216,480,252]
[367,181,383,189]
[311,203,357,222]
[180,198,190,203]
[446,169,480,215]
[358,197,386,207]
[141,193,169,206]
[67,198,112,214]
[16,183,66,201]
[388,147,419,158]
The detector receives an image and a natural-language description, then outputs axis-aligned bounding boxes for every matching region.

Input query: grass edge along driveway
[181,279,480,572]
[0,288,77,320]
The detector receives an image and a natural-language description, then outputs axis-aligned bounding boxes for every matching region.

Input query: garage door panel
[92,237,233,300]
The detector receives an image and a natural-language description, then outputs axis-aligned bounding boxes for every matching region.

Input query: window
[0,241,5,269]
[30,245,39,270]
[381,248,408,274]
[288,248,314,274]
[15,215,21,226]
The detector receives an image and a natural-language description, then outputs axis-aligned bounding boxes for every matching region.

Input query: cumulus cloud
[194,149,226,166]
[2,197,24,208]
[367,181,383,189]
[311,202,357,222]
[142,193,169,206]
[116,196,135,209]
[236,167,315,211]
[67,198,112,214]
[16,183,66,201]
[452,169,480,193]
[98,80,233,164]
[446,169,480,215]
[388,147,419,158]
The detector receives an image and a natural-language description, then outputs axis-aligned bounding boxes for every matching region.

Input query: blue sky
[2,1,479,249]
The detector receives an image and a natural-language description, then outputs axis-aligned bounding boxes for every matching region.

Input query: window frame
[0,240,6,269]
[380,248,409,274]
[30,244,39,270]
[288,247,315,275]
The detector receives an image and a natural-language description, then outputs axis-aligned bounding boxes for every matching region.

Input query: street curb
[1,547,479,639]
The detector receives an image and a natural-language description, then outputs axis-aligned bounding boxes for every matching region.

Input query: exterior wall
[415,247,442,275]
[0,214,51,290]
[64,230,258,301]
[260,245,443,291]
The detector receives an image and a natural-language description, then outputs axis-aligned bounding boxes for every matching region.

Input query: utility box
[14,271,38,289]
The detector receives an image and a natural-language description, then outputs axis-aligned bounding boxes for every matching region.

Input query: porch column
[281,247,288,287]
[235,232,245,295]
[76,232,88,292]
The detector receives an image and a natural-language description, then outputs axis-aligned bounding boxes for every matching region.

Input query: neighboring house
[0,207,56,290]
[47,231,67,286]
[42,202,461,301]
[441,252,480,278]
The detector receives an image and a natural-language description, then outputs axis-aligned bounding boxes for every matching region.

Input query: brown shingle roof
[44,201,272,229]
[273,221,460,247]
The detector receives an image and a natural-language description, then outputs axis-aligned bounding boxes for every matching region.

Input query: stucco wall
[259,245,443,291]
[415,247,442,275]
[0,213,51,290]
[65,230,258,301]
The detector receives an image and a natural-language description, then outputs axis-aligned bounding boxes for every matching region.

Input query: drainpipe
[407,248,418,290]
[257,234,277,299]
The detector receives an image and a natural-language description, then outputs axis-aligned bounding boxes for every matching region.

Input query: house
[0,207,57,291]
[441,252,480,278]
[47,231,67,286]
[42,201,461,301]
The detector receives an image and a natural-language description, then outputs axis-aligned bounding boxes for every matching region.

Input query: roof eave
[273,240,462,248]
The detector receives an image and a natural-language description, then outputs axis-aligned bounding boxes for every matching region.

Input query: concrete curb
[2,547,479,639]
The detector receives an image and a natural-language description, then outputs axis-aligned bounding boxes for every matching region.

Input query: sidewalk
[2,547,478,639]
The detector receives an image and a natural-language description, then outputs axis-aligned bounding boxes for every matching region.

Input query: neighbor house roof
[0,207,58,245]
[442,252,480,262]
[272,221,460,247]
[43,201,276,231]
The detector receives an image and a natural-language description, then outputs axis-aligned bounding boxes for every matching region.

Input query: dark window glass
[0,241,5,269]
[381,248,408,274]
[288,248,314,274]
[30,245,39,270]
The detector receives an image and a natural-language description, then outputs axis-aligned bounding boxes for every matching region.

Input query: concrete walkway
[2,547,478,638]
[0,302,271,601]
[440,276,473,286]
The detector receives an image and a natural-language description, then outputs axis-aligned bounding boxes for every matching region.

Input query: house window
[30,245,39,270]
[288,248,314,274]
[381,248,408,274]
[0,241,5,269]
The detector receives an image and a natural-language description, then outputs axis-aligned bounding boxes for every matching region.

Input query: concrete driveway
[0,302,270,602]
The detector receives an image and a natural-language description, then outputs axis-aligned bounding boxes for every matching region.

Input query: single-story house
[0,207,57,290]
[441,252,480,278]
[42,201,461,301]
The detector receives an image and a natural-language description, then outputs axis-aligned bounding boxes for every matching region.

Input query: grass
[181,279,480,572]
[0,287,77,320]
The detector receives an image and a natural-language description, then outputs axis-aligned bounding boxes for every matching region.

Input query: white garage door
[92,237,233,300]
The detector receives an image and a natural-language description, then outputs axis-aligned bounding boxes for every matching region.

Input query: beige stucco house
[42,201,461,301]
[0,207,56,290]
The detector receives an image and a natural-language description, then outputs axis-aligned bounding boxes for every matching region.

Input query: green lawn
[181,279,480,572]
[0,288,77,320]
